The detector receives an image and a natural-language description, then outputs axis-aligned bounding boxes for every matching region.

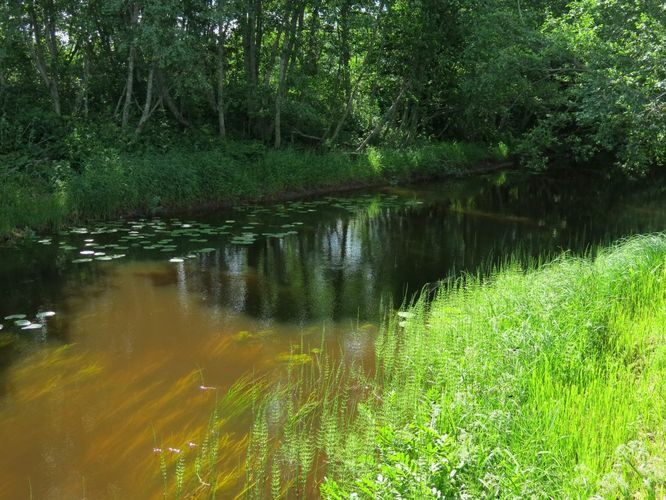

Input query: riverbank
[243,234,666,497]
[0,141,505,240]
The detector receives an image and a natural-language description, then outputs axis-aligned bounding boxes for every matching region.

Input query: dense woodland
[1,0,664,172]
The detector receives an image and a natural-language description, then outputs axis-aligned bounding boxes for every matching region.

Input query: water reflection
[0,172,666,497]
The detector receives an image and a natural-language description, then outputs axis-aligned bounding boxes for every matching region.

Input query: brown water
[1,173,666,498]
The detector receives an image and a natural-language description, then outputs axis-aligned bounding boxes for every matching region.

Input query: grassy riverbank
[0,141,502,239]
[242,234,666,498]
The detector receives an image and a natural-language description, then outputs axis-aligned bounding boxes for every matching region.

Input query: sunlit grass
[0,141,499,239]
[240,234,666,498]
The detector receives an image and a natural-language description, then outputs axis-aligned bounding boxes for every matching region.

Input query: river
[1,172,665,498]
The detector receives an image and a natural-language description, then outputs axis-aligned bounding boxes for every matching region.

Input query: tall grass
[0,141,502,239]
[245,235,666,498]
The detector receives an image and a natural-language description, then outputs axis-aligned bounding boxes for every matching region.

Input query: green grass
[244,234,666,498]
[0,141,502,239]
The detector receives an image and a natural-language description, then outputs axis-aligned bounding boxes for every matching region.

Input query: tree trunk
[274,52,287,148]
[44,0,61,115]
[356,84,407,151]
[305,1,321,76]
[74,49,90,117]
[135,65,155,135]
[326,52,371,145]
[217,14,227,138]
[156,69,191,128]
[254,0,263,79]
[83,51,90,117]
[262,30,283,87]
[274,2,303,148]
[27,1,61,115]
[325,1,386,145]
[122,4,139,130]
[243,0,258,133]
[339,0,351,100]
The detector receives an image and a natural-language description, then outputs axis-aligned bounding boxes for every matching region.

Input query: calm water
[1,172,666,498]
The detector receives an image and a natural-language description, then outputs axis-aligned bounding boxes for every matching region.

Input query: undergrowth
[0,141,501,239]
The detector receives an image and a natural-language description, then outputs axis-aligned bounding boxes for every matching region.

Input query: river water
[1,172,665,498]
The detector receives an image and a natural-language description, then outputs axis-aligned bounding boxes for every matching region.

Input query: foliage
[0,139,499,239]
[245,234,666,497]
[0,0,663,177]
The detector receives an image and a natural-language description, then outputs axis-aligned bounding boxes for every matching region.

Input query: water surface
[1,173,666,497]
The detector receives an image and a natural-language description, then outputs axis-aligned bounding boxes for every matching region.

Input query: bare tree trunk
[27,1,61,115]
[44,0,61,115]
[261,30,283,87]
[74,49,90,117]
[356,84,407,152]
[305,1,321,76]
[325,1,386,145]
[327,67,367,145]
[339,0,351,100]
[407,103,419,142]
[243,0,258,133]
[122,4,139,129]
[122,44,136,128]
[274,52,287,148]
[156,69,191,128]
[217,28,227,138]
[82,51,90,117]
[274,2,303,148]
[254,0,263,79]
[135,65,155,135]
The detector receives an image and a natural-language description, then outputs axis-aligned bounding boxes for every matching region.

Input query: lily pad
[169,258,184,263]
[22,323,44,330]
[36,311,56,319]
[4,314,26,320]
[15,319,31,327]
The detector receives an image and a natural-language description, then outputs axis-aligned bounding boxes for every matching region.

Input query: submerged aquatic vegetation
[156,376,265,498]
[241,234,666,498]
[274,352,313,365]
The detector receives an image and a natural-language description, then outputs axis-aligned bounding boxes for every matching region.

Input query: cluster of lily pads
[1,311,56,332]
[23,193,416,267]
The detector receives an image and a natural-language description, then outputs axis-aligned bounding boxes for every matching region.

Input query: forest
[1,0,665,237]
